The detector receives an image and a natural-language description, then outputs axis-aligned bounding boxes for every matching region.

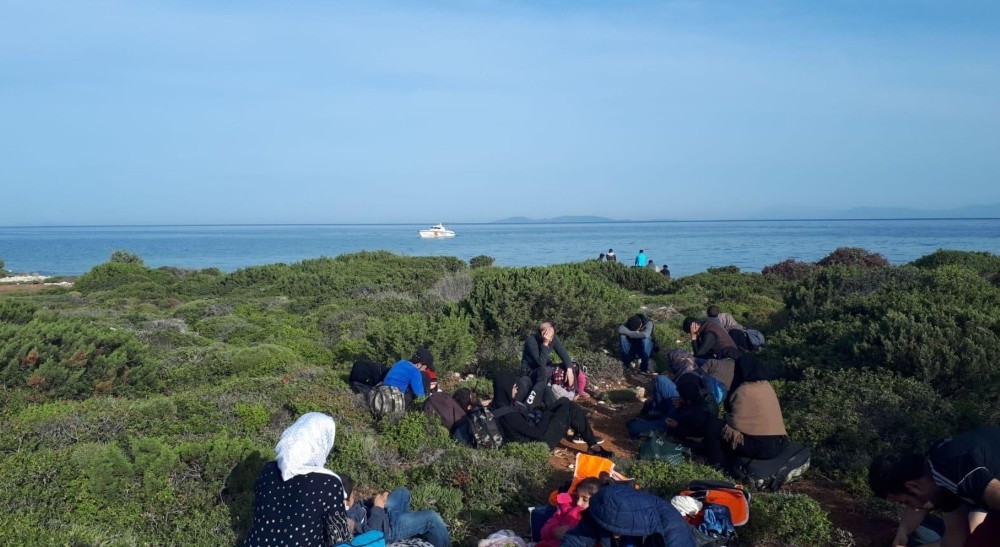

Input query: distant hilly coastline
[494,204,1000,223]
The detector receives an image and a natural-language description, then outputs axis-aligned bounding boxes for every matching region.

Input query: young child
[537,478,604,547]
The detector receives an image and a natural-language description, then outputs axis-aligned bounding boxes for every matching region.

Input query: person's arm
[983,479,1000,510]
[691,331,718,358]
[640,319,653,339]
[408,367,425,397]
[893,507,930,547]
[552,337,572,367]
[365,493,392,536]
[523,336,551,369]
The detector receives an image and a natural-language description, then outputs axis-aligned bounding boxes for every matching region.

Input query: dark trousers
[537,398,596,449]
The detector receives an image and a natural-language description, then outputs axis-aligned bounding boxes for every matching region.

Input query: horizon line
[2,217,1000,229]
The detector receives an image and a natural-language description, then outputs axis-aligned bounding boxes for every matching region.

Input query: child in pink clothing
[537,478,604,547]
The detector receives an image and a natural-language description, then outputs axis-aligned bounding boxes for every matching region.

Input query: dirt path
[543,374,897,547]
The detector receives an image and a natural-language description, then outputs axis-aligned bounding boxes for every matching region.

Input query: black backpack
[466,406,516,449]
[729,441,811,491]
[349,359,388,395]
[728,328,766,352]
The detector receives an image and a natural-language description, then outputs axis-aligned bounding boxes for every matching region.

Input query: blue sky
[1,0,998,225]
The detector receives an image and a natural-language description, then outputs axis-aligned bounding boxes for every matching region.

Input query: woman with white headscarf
[245,412,352,547]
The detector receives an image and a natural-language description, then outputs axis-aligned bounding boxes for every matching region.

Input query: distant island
[493,203,1000,224]
[493,215,621,223]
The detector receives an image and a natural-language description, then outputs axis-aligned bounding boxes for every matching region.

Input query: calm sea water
[1,219,999,278]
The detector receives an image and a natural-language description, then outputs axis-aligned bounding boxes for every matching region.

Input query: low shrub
[742,492,833,546]
[817,247,890,268]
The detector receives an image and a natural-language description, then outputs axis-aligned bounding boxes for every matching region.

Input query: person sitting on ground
[681,317,742,361]
[645,259,656,270]
[561,483,696,547]
[245,412,352,547]
[869,426,1000,547]
[521,321,574,387]
[342,474,451,547]
[619,314,655,374]
[660,264,671,279]
[718,355,788,461]
[891,507,986,547]
[634,249,647,268]
[668,347,736,393]
[606,249,617,262]
[382,348,435,404]
[537,478,604,547]
[705,305,744,331]
[490,371,612,458]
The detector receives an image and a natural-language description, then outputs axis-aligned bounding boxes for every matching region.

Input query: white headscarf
[275,412,337,482]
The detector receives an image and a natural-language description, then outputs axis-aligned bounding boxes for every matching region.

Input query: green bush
[75,262,174,293]
[816,247,889,268]
[616,459,726,499]
[0,298,37,324]
[909,249,1000,275]
[742,492,833,546]
[110,249,145,265]
[363,311,477,374]
[469,255,495,269]
[465,266,637,346]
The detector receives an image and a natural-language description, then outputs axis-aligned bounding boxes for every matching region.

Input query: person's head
[668,348,696,375]
[625,314,644,331]
[682,317,701,334]
[574,477,604,509]
[538,321,555,339]
[491,371,519,407]
[411,348,435,372]
[608,248,614,253]
[868,453,938,509]
[707,305,720,318]
[274,412,337,481]
[639,249,644,253]
[340,472,355,506]
[453,387,478,411]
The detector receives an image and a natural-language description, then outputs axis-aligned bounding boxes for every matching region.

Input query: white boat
[418,223,456,238]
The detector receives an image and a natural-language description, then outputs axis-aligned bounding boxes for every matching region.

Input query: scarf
[275,412,338,482]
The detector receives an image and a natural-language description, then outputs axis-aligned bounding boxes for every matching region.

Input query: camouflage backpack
[367,384,406,421]
[466,406,516,449]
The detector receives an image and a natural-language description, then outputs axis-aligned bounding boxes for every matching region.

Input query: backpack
[680,480,749,546]
[367,384,406,421]
[423,391,467,432]
[335,530,386,547]
[728,328,766,352]
[681,368,727,407]
[637,431,691,464]
[466,406,516,449]
[350,359,389,395]
[728,441,811,491]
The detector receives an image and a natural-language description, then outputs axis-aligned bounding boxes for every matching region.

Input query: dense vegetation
[1,248,998,545]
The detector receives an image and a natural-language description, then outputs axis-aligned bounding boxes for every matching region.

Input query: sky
[1,0,998,225]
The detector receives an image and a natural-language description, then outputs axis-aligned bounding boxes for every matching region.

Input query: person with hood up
[490,372,612,458]
[561,483,696,547]
[245,412,352,547]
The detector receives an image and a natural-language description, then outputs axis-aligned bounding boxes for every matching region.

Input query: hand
[348,518,356,533]
[373,491,389,508]
[690,333,698,341]
[892,529,909,547]
[666,418,678,429]
[541,325,555,344]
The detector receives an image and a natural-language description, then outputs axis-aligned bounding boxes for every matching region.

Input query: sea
[1,219,999,278]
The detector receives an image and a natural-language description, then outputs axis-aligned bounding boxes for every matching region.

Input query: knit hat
[412,348,434,371]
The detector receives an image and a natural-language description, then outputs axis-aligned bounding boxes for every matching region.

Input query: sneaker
[588,446,615,458]
[573,436,604,445]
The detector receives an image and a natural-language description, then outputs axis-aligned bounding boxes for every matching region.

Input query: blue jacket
[346,501,390,536]
[562,485,695,547]
[382,359,425,397]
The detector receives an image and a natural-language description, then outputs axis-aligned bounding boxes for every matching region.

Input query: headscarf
[668,348,697,376]
[275,412,337,481]
[491,371,518,409]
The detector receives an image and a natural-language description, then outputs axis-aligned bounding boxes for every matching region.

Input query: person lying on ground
[561,483,696,547]
[245,412,352,547]
[618,314,655,375]
[869,426,1000,547]
[490,372,612,458]
[381,348,436,403]
[537,478,604,547]
[681,317,742,361]
[342,474,450,547]
[521,321,574,386]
